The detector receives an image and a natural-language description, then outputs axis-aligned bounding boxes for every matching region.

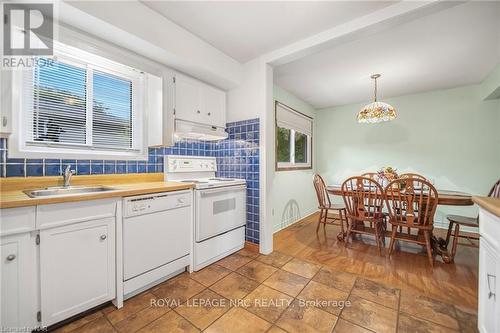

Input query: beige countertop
[0,173,193,209]
[473,196,500,218]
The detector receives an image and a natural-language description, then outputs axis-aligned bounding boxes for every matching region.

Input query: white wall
[226,60,269,123]
[227,58,274,254]
[271,86,318,232]
[481,64,500,100]
[316,84,500,227]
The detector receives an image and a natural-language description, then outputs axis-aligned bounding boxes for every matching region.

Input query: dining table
[326,184,474,263]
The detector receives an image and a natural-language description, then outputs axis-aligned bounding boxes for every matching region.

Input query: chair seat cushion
[446,214,478,227]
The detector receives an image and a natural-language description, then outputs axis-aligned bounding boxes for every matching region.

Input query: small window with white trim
[275,101,312,171]
[10,42,147,159]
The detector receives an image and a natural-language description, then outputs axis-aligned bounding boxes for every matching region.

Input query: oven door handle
[199,185,247,196]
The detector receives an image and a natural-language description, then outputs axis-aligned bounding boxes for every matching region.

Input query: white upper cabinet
[0,70,12,137]
[147,72,175,147]
[203,85,226,128]
[174,74,226,128]
[175,74,203,124]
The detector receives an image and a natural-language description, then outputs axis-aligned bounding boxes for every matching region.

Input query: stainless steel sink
[24,186,117,198]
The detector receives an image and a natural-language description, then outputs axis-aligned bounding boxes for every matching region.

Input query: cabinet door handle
[6,254,16,261]
[2,116,7,127]
[100,235,107,241]
[197,110,201,114]
[207,112,211,116]
[487,273,496,300]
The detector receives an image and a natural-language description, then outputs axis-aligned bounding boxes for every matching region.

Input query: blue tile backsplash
[215,118,260,244]
[0,118,260,244]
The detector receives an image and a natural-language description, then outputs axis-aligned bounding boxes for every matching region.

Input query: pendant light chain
[374,76,378,102]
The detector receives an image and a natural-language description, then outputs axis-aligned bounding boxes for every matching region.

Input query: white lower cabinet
[0,232,38,330]
[40,217,116,327]
[478,208,500,333]
[479,239,499,332]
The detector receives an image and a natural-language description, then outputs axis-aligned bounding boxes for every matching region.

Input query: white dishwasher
[122,189,192,297]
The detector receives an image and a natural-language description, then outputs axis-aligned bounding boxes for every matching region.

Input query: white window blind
[275,101,313,170]
[92,70,133,148]
[20,43,143,155]
[28,60,88,145]
[276,102,312,136]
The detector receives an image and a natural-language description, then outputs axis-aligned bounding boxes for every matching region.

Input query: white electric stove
[176,177,246,189]
[164,155,247,271]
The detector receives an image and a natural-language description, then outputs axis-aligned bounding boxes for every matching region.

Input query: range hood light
[174,119,228,141]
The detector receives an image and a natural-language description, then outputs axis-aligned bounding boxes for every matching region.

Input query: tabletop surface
[326,184,473,206]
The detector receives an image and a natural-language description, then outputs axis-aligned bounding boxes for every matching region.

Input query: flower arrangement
[377,166,398,183]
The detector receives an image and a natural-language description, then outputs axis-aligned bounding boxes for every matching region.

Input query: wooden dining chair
[361,172,378,180]
[313,174,347,241]
[399,173,427,181]
[360,172,388,229]
[442,179,500,262]
[385,177,439,267]
[396,173,427,235]
[341,176,387,254]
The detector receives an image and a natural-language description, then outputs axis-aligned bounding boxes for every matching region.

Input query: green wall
[272,86,317,232]
[316,84,500,227]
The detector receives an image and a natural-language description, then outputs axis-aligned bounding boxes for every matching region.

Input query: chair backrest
[360,172,380,187]
[361,172,378,180]
[488,179,500,198]
[341,176,385,221]
[313,174,331,209]
[385,177,438,229]
[361,172,378,179]
[399,173,427,181]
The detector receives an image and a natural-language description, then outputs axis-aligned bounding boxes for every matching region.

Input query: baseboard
[273,208,318,233]
[244,241,259,252]
[433,221,477,233]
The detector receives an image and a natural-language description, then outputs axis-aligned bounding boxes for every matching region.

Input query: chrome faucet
[63,165,75,187]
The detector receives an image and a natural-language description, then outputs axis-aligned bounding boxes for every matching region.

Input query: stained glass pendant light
[357,74,397,123]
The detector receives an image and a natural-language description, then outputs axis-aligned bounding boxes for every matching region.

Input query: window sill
[8,142,147,161]
[276,166,312,172]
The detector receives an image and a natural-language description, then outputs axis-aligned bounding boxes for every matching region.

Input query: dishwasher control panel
[123,190,192,218]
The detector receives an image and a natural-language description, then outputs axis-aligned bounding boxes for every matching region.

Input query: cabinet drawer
[37,198,117,230]
[0,206,35,236]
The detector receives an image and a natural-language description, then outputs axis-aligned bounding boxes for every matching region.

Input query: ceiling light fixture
[357,74,397,124]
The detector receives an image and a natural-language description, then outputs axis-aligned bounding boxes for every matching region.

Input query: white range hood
[174,119,228,141]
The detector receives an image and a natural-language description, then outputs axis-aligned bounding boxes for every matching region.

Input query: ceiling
[141,1,395,63]
[274,1,500,109]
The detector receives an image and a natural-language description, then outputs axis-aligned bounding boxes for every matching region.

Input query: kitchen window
[275,101,312,170]
[10,42,147,159]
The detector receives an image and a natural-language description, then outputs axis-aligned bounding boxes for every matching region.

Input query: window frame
[9,41,148,160]
[275,101,313,171]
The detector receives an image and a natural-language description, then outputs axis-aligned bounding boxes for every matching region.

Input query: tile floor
[54,248,477,333]
[53,212,479,333]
